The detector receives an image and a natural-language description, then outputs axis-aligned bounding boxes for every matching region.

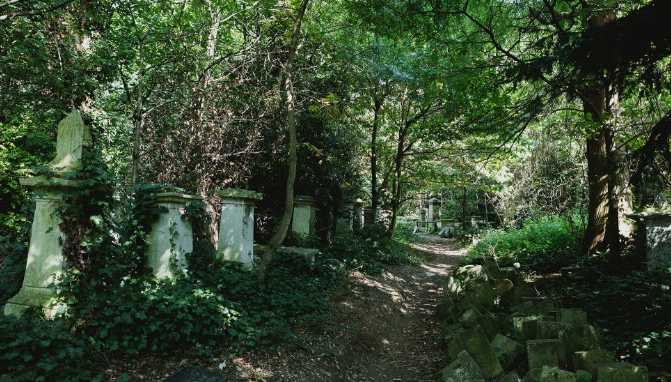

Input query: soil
[108,236,465,382]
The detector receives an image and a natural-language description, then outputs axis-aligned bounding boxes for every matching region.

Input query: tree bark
[256,0,309,280]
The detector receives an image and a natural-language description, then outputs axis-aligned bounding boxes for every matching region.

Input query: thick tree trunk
[257,0,309,280]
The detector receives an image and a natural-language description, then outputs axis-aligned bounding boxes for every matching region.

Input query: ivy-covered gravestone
[4,110,90,318]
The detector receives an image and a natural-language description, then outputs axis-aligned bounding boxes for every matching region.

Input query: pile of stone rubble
[437,259,648,382]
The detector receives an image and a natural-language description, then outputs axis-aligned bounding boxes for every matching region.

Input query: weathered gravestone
[163,367,226,382]
[4,110,89,318]
[292,195,317,237]
[146,192,203,279]
[629,212,671,270]
[215,188,263,269]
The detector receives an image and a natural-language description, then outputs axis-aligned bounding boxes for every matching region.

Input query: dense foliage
[464,217,583,273]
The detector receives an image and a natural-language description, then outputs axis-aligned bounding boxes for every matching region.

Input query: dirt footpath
[220,236,466,382]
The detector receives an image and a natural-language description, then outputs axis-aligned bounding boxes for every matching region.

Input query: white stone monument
[353,199,363,229]
[145,192,203,279]
[215,188,263,269]
[292,195,317,237]
[5,110,89,318]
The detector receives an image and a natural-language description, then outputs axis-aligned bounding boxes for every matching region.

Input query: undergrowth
[322,223,425,275]
[463,217,582,272]
[549,262,671,372]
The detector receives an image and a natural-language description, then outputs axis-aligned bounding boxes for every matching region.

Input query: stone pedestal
[146,192,203,279]
[215,189,263,269]
[363,206,377,226]
[292,195,317,237]
[428,198,441,231]
[4,176,83,318]
[336,201,356,235]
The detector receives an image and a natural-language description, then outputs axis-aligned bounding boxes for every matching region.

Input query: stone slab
[490,333,525,368]
[163,367,226,382]
[557,309,588,327]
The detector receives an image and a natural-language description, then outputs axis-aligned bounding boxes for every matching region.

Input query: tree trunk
[131,40,145,185]
[256,0,309,280]
[370,89,382,219]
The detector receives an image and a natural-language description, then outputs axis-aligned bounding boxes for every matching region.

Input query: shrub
[464,217,582,272]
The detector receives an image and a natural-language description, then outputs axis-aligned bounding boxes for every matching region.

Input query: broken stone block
[501,371,523,382]
[465,279,495,311]
[539,366,577,382]
[438,298,456,320]
[501,285,539,307]
[511,316,541,342]
[557,309,588,327]
[595,362,648,382]
[536,321,571,340]
[444,275,464,299]
[491,333,525,368]
[455,325,504,378]
[441,350,486,381]
[527,339,567,370]
[572,349,614,375]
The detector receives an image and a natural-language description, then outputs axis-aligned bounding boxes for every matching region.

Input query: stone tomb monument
[292,195,317,237]
[145,192,203,279]
[215,188,263,269]
[629,212,671,269]
[335,200,356,235]
[4,110,90,318]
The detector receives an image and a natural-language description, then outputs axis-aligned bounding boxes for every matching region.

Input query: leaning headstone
[146,192,203,279]
[292,195,317,237]
[215,188,263,269]
[496,279,514,295]
[531,300,560,316]
[437,298,456,320]
[483,257,501,279]
[490,333,525,369]
[455,326,504,378]
[464,279,495,311]
[527,339,567,370]
[352,199,363,229]
[441,350,486,381]
[595,362,648,382]
[163,367,226,382]
[4,110,89,318]
[538,366,577,382]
